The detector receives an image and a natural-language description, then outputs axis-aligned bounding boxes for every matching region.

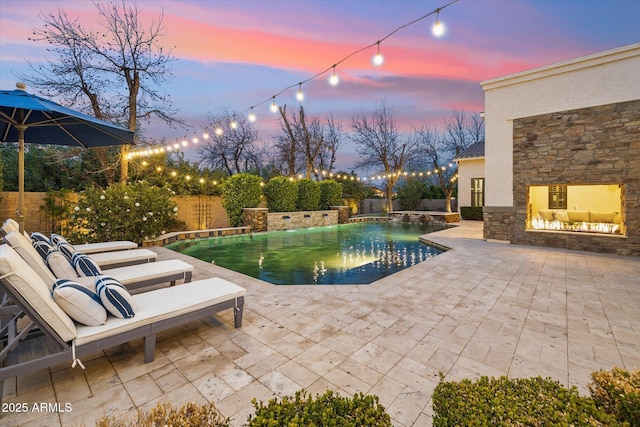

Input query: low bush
[589,367,640,426]
[247,389,392,427]
[296,178,321,211]
[432,374,618,426]
[96,401,230,427]
[68,181,181,244]
[263,176,298,212]
[220,173,263,226]
[319,180,343,210]
[460,206,483,220]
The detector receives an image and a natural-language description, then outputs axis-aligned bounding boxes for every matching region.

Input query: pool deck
[3,220,639,426]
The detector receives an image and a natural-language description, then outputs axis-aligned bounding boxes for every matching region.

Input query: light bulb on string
[215,127,223,136]
[296,83,304,102]
[432,9,445,37]
[248,107,256,122]
[192,135,199,144]
[329,65,339,86]
[372,41,384,66]
[230,115,238,129]
[270,96,278,113]
[202,132,210,140]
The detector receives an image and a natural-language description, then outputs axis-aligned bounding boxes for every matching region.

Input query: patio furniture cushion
[74,241,138,254]
[590,210,617,223]
[47,251,78,280]
[88,248,157,268]
[567,210,590,222]
[74,277,246,346]
[0,245,77,342]
[3,230,58,285]
[95,276,135,319]
[34,240,55,260]
[52,279,107,326]
[73,254,102,276]
[538,209,554,221]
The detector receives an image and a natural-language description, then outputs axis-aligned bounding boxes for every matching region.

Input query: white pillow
[73,254,102,277]
[47,251,78,280]
[57,243,77,262]
[52,279,107,326]
[33,240,55,260]
[95,276,135,319]
[50,233,69,246]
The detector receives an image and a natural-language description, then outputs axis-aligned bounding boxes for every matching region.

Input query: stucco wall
[481,43,640,208]
[455,157,484,209]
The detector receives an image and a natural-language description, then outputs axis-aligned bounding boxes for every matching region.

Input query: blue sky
[1,0,638,169]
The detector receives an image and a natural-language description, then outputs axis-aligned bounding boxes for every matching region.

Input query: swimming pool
[166,222,447,285]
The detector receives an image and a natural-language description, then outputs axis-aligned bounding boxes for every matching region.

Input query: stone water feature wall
[243,206,350,232]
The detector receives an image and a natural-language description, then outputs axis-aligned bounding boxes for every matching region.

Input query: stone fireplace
[511,100,638,255]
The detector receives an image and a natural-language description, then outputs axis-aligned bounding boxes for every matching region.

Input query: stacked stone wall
[511,99,639,256]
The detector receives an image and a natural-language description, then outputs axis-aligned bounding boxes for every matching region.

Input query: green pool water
[166,222,447,285]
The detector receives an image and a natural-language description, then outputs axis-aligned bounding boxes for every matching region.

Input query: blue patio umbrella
[0,82,135,233]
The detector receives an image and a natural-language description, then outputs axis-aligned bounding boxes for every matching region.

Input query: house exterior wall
[455,157,484,210]
[480,43,640,248]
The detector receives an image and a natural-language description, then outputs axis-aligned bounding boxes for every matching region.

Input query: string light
[296,83,304,102]
[432,8,445,37]
[215,127,223,136]
[329,65,339,86]
[127,0,459,159]
[372,41,384,66]
[230,115,238,129]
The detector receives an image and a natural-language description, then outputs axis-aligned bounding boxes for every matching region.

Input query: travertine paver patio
[2,220,639,426]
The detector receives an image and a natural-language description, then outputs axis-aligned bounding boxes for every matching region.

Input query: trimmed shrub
[68,182,181,244]
[220,173,263,226]
[397,178,427,210]
[263,176,298,212]
[589,367,640,426]
[319,180,343,210]
[460,206,483,220]
[432,375,618,426]
[248,389,392,427]
[296,178,321,211]
[96,401,230,427]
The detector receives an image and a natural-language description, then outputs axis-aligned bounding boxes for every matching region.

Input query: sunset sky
[1,0,638,169]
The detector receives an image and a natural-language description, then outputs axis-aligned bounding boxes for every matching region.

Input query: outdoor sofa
[0,244,246,405]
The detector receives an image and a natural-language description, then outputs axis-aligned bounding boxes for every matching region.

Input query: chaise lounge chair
[1,219,158,269]
[0,244,245,404]
[3,231,193,291]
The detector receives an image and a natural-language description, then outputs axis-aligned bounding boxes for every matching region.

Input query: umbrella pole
[16,125,27,234]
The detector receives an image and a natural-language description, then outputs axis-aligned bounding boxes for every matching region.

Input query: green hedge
[460,206,483,220]
[248,390,392,427]
[263,176,298,212]
[296,178,321,211]
[319,180,343,210]
[220,173,263,226]
[433,375,620,426]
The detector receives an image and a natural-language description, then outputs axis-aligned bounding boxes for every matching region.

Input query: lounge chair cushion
[47,251,78,280]
[52,279,107,326]
[50,233,69,246]
[95,276,135,319]
[3,231,57,285]
[33,240,55,260]
[74,241,138,254]
[0,245,77,342]
[73,254,102,277]
[75,277,245,346]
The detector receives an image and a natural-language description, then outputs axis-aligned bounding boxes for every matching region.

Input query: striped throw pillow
[50,233,69,246]
[73,254,102,277]
[33,240,55,260]
[52,279,107,326]
[57,243,77,262]
[31,232,50,244]
[95,276,135,319]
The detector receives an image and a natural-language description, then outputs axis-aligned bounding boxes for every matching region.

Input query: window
[548,185,567,209]
[471,178,484,207]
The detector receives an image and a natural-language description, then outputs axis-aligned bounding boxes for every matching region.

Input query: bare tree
[315,113,343,179]
[23,1,178,184]
[350,101,420,212]
[412,109,485,212]
[197,111,261,175]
